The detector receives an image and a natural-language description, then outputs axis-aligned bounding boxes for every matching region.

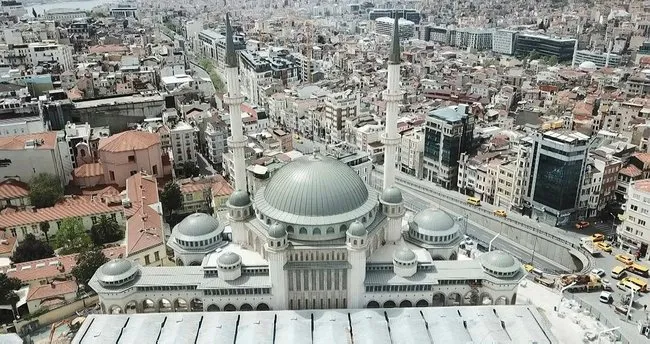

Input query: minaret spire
[381,13,403,191]
[224,13,247,192]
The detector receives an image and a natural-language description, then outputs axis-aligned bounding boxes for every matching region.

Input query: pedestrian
[645,304,648,312]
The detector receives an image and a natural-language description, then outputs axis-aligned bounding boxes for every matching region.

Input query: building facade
[618,179,650,257]
[514,33,576,61]
[573,50,622,68]
[492,30,517,55]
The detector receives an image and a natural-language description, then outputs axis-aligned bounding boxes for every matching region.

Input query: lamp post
[626,289,635,321]
[597,326,620,344]
[488,233,500,252]
[556,281,577,311]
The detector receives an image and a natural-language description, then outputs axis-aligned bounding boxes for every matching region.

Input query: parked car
[591,268,606,277]
[494,209,507,217]
[599,291,612,304]
[596,241,612,252]
[616,254,634,265]
[591,233,604,242]
[575,221,590,229]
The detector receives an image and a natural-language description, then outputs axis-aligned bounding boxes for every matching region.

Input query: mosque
[89,15,525,314]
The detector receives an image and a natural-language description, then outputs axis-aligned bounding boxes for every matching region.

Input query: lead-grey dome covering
[228,189,251,207]
[381,186,403,204]
[97,259,138,284]
[394,247,416,262]
[218,252,241,266]
[268,222,287,238]
[480,250,519,273]
[410,208,458,236]
[254,155,378,227]
[347,220,367,237]
[176,213,222,237]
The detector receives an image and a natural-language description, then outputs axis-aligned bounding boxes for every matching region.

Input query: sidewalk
[516,281,621,343]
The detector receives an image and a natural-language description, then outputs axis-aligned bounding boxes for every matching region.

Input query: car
[601,278,612,291]
[591,268,606,277]
[599,291,612,304]
[596,241,612,252]
[463,238,474,246]
[494,209,507,217]
[616,254,634,265]
[591,233,605,242]
[575,221,590,229]
[523,264,534,272]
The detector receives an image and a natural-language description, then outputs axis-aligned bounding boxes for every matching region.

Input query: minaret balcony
[382,90,404,102]
[381,133,401,146]
[224,94,245,105]
[227,136,248,149]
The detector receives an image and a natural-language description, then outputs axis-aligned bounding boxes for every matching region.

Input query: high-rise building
[423,105,475,189]
[368,9,421,24]
[514,33,576,61]
[526,131,590,226]
[375,17,415,39]
[492,30,517,55]
[325,90,357,144]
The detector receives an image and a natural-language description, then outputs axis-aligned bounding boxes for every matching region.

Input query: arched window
[327,227,334,234]
[340,224,347,233]
[361,217,367,223]
[353,239,357,245]
[287,226,294,233]
[313,228,321,235]
[299,227,307,234]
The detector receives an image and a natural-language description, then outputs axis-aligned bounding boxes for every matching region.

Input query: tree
[90,216,123,246]
[55,218,92,255]
[0,274,22,320]
[547,56,558,66]
[181,161,200,178]
[28,173,63,209]
[39,221,50,243]
[11,234,54,263]
[122,19,128,30]
[72,249,108,288]
[160,181,182,215]
[31,8,36,18]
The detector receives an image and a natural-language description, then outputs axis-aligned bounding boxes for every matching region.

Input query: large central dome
[254,154,378,229]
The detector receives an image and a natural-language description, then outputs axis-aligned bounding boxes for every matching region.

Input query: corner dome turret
[218,252,241,266]
[96,259,139,287]
[175,213,223,238]
[381,186,403,204]
[347,220,367,237]
[268,222,287,238]
[480,250,520,278]
[393,246,416,262]
[228,189,251,207]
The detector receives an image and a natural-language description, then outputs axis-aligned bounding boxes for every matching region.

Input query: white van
[599,291,612,304]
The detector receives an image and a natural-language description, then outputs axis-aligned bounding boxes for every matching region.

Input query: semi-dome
[410,208,458,235]
[268,222,287,238]
[480,250,519,274]
[176,213,222,237]
[394,246,416,262]
[381,186,403,204]
[218,252,241,266]
[254,154,378,228]
[347,220,367,237]
[228,189,251,207]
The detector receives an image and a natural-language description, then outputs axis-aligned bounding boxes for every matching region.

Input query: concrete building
[109,5,137,19]
[514,33,576,61]
[492,30,517,55]
[0,42,74,71]
[573,50,622,68]
[368,8,421,24]
[203,119,228,167]
[325,90,357,144]
[527,131,590,226]
[42,8,86,22]
[375,17,415,39]
[0,1,26,17]
[169,121,198,168]
[423,105,475,190]
[454,29,493,51]
[0,131,71,186]
[400,127,425,178]
[618,179,650,257]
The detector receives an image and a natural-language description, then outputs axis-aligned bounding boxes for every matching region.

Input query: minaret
[605,39,612,68]
[346,221,368,309]
[224,13,247,192]
[266,223,288,310]
[381,15,403,191]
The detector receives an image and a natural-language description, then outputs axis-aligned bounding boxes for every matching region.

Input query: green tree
[55,218,92,255]
[39,221,50,243]
[11,234,54,263]
[528,50,540,61]
[28,173,63,209]
[181,161,200,178]
[160,181,182,216]
[0,274,22,320]
[72,249,108,289]
[547,56,558,66]
[90,216,123,246]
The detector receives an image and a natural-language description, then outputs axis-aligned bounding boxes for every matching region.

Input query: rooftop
[0,179,29,200]
[633,179,650,194]
[72,306,556,344]
[0,131,57,151]
[98,130,160,153]
[26,280,78,302]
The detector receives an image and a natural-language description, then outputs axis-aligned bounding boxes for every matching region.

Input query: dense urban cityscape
[0,0,648,343]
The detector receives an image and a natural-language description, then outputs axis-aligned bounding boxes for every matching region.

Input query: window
[109,171,115,181]
[144,255,150,265]
[128,155,135,162]
[154,251,160,261]
[91,216,98,224]
[130,170,137,176]
[152,165,158,175]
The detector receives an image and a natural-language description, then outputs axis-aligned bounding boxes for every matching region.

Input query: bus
[628,263,649,277]
[466,197,481,206]
[626,276,648,292]
[617,279,642,293]
[611,266,627,279]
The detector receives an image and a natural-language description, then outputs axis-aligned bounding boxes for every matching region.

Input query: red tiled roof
[634,179,650,193]
[73,162,104,178]
[0,246,125,283]
[633,153,650,166]
[88,44,129,54]
[98,131,160,153]
[125,173,164,255]
[0,235,17,255]
[211,181,234,197]
[0,197,122,229]
[620,164,643,178]
[27,280,78,302]
[0,132,57,151]
[0,179,29,200]
[178,175,227,194]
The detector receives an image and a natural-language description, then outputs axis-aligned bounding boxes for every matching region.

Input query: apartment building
[423,105,475,189]
[196,29,245,71]
[399,127,425,178]
[375,17,415,39]
[0,42,74,71]
[618,179,650,258]
[170,121,198,168]
[325,90,357,144]
[239,49,300,105]
[492,30,517,55]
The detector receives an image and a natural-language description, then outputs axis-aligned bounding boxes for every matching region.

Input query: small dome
[411,208,457,234]
[100,259,133,276]
[381,186,403,204]
[480,250,519,273]
[228,189,251,207]
[393,246,416,262]
[176,213,221,237]
[347,220,367,237]
[579,61,597,71]
[218,252,241,266]
[268,222,287,238]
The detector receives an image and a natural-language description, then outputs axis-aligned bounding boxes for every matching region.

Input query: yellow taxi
[616,254,634,265]
[596,241,612,252]
[466,197,481,206]
[494,209,507,217]
[523,264,534,272]
[591,233,605,242]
